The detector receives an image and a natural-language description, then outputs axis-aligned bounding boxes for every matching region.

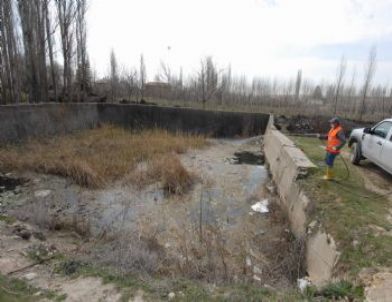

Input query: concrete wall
[0,104,269,144]
[264,116,339,287]
[0,104,99,144]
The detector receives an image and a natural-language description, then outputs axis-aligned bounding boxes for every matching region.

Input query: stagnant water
[87,137,269,235]
[0,174,25,194]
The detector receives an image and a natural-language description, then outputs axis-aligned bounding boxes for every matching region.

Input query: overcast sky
[87,0,392,85]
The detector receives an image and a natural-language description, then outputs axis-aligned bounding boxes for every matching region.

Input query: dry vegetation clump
[0,125,206,188]
[155,156,193,194]
[128,154,196,194]
[151,155,195,194]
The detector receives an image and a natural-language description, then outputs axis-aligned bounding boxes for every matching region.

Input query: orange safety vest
[326,125,343,154]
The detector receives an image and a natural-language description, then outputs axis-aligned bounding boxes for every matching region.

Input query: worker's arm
[336,130,346,150]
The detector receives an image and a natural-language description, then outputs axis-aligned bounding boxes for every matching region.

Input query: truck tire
[350,141,362,165]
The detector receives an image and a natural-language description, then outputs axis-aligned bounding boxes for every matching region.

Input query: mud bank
[0,104,269,144]
[264,116,339,287]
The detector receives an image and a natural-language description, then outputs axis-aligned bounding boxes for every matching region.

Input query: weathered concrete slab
[264,116,338,287]
[264,118,316,236]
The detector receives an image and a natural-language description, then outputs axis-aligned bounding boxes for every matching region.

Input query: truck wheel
[350,141,362,165]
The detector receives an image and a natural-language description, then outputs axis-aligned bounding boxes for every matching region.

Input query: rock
[263,284,276,291]
[253,266,262,275]
[308,220,317,229]
[168,292,176,300]
[246,256,252,267]
[359,269,392,302]
[24,272,38,281]
[13,187,22,194]
[253,275,261,282]
[5,191,15,198]
[34,190,51,198]
[266,185,275,193]
[255,230,265,236]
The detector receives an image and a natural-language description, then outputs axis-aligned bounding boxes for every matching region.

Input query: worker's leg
[323,152,336,180]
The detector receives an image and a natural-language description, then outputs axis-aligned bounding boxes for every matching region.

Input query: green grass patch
[0,215,16,224]
[318,281,364,300]
[291,136,392,275]
[54,259,308,301]
[0,274,65,302]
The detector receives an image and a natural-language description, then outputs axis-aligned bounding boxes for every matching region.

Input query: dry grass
[0,125,206,188]
[128,154,196,194]
[151,155,195,194]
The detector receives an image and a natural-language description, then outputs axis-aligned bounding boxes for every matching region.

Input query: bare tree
[359,46,377,121]
[139,54,146,101]
[110,49,118,102]
[198,56,218,108]
[123,68,138,102]
[44,0,59,102]
[75,0,89,101]
[55,0,77,101]
[0,0,21,103]
[333,55,347,115]
[218,64,232,105]
[157,60,171,83]
[381,86,387,119]
[346,67,357,117]
[0,0,91,105]
[18,0,48,103]
[295,69,302,101]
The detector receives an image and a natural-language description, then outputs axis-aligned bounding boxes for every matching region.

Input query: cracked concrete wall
[264,116,339,287]
[0,104,269,144]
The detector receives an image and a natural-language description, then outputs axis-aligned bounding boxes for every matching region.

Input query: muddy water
[0,174,24,194]
[86,138,269,236]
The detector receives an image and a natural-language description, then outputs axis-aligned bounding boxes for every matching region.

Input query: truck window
[373,122,392,139]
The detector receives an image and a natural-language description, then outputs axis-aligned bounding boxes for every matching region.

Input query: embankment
[0,103,269,144]
[264,116,339,287]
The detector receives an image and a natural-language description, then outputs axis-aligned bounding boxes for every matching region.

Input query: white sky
[87,0,392,84]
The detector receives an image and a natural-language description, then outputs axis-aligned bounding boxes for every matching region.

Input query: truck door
[363,121,392,164]
[380,127,392,174]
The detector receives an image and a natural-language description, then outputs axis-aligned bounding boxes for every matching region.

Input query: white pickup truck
[348,118,392,174]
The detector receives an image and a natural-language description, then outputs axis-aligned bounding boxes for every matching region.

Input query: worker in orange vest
[322,117,346,180]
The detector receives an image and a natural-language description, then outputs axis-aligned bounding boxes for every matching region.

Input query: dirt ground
[0,137,296,301]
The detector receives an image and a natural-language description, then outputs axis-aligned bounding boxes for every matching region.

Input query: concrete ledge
[264,116,339,287]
